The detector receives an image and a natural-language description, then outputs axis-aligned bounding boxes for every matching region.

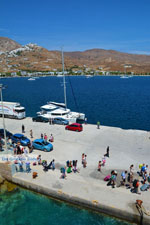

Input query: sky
[1,0,150,54]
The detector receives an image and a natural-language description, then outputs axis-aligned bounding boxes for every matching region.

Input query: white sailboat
[37,49,85,123]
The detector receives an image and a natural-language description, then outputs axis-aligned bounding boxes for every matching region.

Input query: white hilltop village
[0,43,40,57]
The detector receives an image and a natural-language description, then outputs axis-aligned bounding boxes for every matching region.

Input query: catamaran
[37,50,85,123]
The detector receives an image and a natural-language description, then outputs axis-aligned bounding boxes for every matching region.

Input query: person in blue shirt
[121,170,127,186]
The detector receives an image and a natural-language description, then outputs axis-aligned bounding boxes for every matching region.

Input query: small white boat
[57,75,63,77]
[120,75,129,79]
[28,78,35,81]
[85,75,93,78]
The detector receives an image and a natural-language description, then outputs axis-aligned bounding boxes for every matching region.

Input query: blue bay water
[0,76,142,224]
[0,75,150,131]
[0,188,132,225]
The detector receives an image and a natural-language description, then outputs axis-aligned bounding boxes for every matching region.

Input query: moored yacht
[36,49,86,123]
[37,101,85,123]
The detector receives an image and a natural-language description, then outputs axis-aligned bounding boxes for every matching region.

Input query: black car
[32,116,49,123]
[0,129,13,138]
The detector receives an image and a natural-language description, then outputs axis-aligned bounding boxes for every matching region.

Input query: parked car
[11,133,30,146]
[65,123,83,132]
[32,139,53,152]
[0,129,13,138]
[32,116,49,123]
[53,117,69,125]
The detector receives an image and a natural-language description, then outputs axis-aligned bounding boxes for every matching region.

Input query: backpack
[133,179,138,188]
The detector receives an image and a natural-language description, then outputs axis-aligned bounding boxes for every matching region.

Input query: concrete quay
[0,117,150,224]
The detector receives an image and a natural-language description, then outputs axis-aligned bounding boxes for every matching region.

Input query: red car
[65,123,83,132]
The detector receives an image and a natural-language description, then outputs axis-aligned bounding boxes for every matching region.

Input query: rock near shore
[0,175,17,194]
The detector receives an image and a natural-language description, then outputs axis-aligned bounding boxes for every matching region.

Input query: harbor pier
[0,117,150,224]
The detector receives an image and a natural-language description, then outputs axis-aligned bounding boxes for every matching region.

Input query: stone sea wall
[0,162,17,193]
[0,162,13,181]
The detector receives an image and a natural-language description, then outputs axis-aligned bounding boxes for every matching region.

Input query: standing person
[147,172,150,185]
[17,143,21,155]
[129,164,134,187]
[83,155,87,168]
[121,170,128,186]
[37,155,42,165]
[67,161,72,173]
[111,171,117,188]
[30,129,33,138]
[48,159,55,170]
[143,171,148,184]
[73,160,79,173]
[24,147,28,156]
[98,161,102,172]
[97,121,100,129]
[81,153,85,165]
[22,124,25,133]
[60,167,67,179]
[41,133,43,139]
[13,144,17,155]
[49,134,54,142]
[104,146,109,157]
[84,118,87,125]
[132,179,141,194]
[28,142,33,153]
[141,163,146,176]
[44,133,47,142]
[102,157,106,166]
[51,159,55,170]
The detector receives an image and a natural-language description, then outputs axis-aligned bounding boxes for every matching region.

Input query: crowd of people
[103,160,150,194]
[1,125,150,196]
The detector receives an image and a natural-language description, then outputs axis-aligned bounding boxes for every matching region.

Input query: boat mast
[61,48,67,110]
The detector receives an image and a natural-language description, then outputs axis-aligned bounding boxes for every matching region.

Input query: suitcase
[104,175,111,181]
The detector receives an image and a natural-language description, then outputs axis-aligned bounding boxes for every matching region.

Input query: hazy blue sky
[1,0,150,53]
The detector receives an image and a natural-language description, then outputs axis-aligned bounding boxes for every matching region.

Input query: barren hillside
[1,37,150,73]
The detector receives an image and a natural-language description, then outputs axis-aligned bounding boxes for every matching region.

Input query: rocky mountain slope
[0,37,21,52]
[1,37,150,74]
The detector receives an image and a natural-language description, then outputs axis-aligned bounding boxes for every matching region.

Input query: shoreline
[0,117,150,224]
[1,74,150,79]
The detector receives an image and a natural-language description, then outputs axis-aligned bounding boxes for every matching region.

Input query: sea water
[0,188,132,225]
[0,76,139,224]
[1,75,150,131]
